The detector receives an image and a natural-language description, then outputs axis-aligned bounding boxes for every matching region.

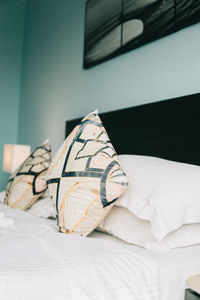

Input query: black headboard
[65,93,200,166]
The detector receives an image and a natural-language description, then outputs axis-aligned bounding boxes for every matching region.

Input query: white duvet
[0,203,160,300]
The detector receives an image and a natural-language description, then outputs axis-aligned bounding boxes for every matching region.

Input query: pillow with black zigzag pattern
[5,139,51,210]
[47,110,128,236]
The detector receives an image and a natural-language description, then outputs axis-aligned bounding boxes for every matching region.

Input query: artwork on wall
[83,0,200,69]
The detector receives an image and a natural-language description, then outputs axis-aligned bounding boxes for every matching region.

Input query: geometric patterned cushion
[47,110,128,236]
[5,139,51,210]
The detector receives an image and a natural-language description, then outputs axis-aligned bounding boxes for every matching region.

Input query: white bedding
[0,203,160,300]
[91,231,200,300]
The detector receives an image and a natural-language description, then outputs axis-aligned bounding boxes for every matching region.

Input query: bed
[0,202,160,300]
[65,92,200,300]
[1,92,200,300]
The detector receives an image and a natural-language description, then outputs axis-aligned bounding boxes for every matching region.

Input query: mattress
[0,203,199,300]
[0,203,159,300]
[91,231,200,300]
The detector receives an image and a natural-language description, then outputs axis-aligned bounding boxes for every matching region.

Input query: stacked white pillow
[99,155,200,249]
[98,206,200,250]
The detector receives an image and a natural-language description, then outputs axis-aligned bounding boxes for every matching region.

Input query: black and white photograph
[84,0,200,68]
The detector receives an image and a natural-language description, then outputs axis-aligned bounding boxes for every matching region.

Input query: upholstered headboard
[65,93,200,165]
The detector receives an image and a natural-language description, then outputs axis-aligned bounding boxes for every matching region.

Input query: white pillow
[1,189,56,220]
[28,196,56,219]
[0,191,5,203]
[117,155,200,241]
[98,206,200,250]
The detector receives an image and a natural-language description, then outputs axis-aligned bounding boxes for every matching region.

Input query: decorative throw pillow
[5,139,51,210]
[47,110,128,236]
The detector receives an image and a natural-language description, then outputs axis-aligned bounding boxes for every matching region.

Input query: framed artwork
[83,0,200,69]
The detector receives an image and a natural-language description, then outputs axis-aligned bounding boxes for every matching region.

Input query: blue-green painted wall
[0,0,26,190]
[1,0,199,190]
[18,0,200,155]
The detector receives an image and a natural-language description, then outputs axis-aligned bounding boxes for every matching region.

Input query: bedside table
[185,275,200,300]
[185,289,200,300]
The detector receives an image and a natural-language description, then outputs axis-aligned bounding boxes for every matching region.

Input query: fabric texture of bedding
[117,155,200,240]
[98,206,200,249]
[91,231,200,300]
[0,212,14,228]
[47,110,128,236]
[0,203,159,300]
[5,139,51,210]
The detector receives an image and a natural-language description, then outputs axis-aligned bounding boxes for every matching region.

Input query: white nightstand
[185,275,200,300]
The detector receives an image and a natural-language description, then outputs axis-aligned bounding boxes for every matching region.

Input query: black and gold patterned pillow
[5,140,51,210]
[47,110,128,236]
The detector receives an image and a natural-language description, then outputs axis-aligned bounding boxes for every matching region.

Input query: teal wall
[1,0,199,188]
[18,0,200,155]
[0,0,26,190]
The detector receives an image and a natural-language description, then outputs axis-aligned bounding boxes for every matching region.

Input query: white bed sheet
[91,231,200,300]
[1,203,199,300]
[0,203,159,300]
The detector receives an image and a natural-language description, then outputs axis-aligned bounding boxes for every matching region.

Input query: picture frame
[83,0,200,69]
